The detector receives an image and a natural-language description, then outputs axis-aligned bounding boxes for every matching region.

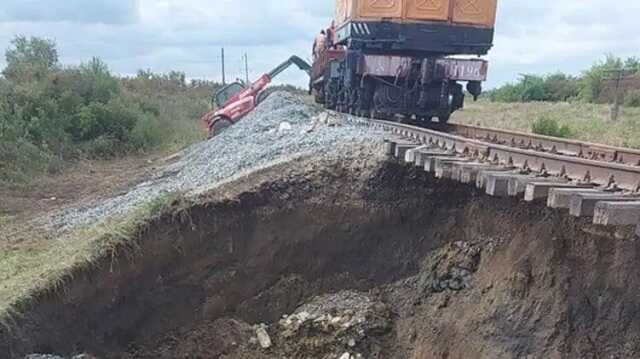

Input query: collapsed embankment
[4,144,640,358]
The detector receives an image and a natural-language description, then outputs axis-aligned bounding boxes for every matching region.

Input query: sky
[0,0,639,89]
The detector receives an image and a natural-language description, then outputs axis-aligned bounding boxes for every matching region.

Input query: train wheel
[438,114,451,124]
[370,109,391,121]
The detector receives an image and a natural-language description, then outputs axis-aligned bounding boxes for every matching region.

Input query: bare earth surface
[0,154,165,220]
[4,94,640,359]
[9,146,640,359]
[0,153,174,242]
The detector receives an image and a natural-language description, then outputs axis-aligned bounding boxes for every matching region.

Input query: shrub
[0,138,50,183]
[75,99,138,143]
[130,113,164,150]
[489,74,580,103]
[80,135,123,158]
[579,55,640,103]
[2,36,58,82]
[531,116,573,138]
[625,89,640,107]
[489,56,640,105]
[0,35,215,183]
[544,73,581,102]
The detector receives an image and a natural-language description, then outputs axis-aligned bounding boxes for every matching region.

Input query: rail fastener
[376,119,640,192]
[450,123,640,167]
[369,119,640,230]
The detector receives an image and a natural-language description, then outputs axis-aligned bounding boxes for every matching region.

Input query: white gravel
[47,92,384,230]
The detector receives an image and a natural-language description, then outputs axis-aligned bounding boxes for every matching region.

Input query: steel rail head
[372,119,640,192]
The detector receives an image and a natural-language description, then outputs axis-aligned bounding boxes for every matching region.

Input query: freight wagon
[311,0,498,123]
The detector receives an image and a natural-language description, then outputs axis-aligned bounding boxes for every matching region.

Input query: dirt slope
[5,144,640,359]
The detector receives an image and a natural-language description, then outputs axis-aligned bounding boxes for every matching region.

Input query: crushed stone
[46,92,384,231]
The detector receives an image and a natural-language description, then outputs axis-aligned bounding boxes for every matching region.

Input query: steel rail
[446,123,640,167]
[358,119,640,192]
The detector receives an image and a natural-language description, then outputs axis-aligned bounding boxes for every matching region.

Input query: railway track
[348,115,640,230]
[447,123,640,167]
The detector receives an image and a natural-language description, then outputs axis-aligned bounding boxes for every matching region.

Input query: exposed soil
[3,145,640,359]
[0,153,170,223]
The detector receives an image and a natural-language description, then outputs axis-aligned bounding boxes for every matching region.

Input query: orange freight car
[311,0,498,123]
[337,0,497,28]
[335,0,497,56]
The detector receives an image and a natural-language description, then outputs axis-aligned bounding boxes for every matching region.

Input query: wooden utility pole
[604,68,634,121]
[244,53,250,84]
[221,48,226,85]
[611,69,623,121]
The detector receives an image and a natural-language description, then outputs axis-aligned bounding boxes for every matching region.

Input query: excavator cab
[214,82,245,108]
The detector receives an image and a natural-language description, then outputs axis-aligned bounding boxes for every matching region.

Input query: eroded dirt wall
[3,151,640,359]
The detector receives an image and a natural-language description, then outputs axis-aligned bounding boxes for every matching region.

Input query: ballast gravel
[48,92,384,230]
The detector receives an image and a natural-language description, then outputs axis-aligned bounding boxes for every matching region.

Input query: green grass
[0,193,183,324]
[452,100,640,149]
[0,215,13,226]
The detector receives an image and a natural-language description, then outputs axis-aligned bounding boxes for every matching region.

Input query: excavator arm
[268,56,311,79]
[202,55,311,137]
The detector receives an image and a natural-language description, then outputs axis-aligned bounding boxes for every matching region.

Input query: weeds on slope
[0,192,186,328]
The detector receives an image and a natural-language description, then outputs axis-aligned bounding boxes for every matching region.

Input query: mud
[4,145,640,359]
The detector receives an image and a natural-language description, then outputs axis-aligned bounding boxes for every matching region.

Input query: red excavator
[202,56,311,137]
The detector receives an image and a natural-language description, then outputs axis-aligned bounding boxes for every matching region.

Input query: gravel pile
[48,92,383,230]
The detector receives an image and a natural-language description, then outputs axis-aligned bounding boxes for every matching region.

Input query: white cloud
[0,0,139,24]
[487,0,640,86]
[0,1,638,88]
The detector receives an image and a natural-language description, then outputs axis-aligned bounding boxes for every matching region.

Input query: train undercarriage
[310,17,493,125]
[311,51,487,125]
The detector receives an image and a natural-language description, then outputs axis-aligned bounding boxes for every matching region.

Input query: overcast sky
[0,0,638,88]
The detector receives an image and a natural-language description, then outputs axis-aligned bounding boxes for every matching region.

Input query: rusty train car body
[311,0,498,123]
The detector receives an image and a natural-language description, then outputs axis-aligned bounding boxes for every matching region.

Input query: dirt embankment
[3,145,640,358]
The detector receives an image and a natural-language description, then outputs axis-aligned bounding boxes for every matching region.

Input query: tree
[78,57,120,104]
[544,73,580,101]
[3,36,59,82]
[580,55,628,103]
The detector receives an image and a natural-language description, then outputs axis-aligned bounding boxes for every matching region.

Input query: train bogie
[311,0,498,124]
[312,51,487,123]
